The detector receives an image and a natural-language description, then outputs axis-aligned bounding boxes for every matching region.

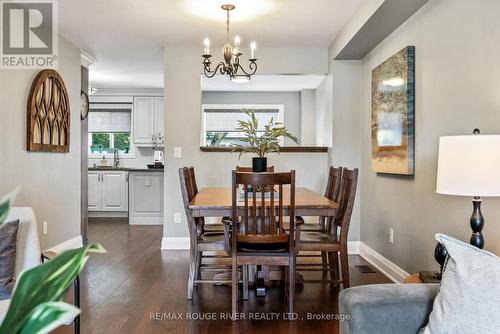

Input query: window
[88,103,134,157]
[201,104,284,147]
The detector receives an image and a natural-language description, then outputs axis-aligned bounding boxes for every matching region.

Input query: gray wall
[0,36,82,250]
[201,91,301,146]
[330,60,363,241]
[163,48,330,242]
[331,0,500,273]
[315,75,333,146]
[300,89,316,145]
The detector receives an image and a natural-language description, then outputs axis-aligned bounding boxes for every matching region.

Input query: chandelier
[202,4,257,83]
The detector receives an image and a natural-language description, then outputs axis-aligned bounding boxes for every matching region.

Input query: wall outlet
[174,147,182,158]
[174,212,181,224]
[389,228,394,244]
[42,221,48,235]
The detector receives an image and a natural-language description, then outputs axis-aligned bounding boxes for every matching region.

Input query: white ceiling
[201,74,326,92]
[59,0,363,89]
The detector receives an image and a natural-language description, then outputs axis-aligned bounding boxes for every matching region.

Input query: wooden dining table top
[189,187,338,218]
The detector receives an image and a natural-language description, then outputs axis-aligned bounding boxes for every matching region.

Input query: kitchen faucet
[113,149,119,168]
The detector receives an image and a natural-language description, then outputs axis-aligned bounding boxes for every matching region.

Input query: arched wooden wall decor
[27,69,71,153]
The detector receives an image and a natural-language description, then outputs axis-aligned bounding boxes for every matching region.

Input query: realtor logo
[1,0,58,69]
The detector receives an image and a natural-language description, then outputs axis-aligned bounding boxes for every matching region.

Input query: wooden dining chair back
[320,166,343,230]
[179,167,230,300]
[230,170,298,316]
[232,171,295,248]
[332,168,358,244]
[235,166,275,172]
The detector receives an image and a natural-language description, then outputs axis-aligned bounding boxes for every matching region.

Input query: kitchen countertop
[88,167,164,172]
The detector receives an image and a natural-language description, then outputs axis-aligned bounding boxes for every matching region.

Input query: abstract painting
[371,46,415,175]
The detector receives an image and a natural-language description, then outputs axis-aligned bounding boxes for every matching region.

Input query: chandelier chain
[226,9,230,42]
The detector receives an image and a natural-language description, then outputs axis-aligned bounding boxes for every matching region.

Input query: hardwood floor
[54,218,391,334]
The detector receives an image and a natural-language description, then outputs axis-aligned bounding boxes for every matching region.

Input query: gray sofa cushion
[340,283,439,334]
[0,220,19,291]
[421,234,500,334]
[0,285,10,301]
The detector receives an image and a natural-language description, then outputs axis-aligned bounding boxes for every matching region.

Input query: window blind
[205,111,279,132]
[88,110,131,133]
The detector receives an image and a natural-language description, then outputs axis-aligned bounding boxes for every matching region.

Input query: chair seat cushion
[284,221,325,232]
[300,231,339,243]
[199,232,225,243]
[237,242,289,253]
[203,223,225,232]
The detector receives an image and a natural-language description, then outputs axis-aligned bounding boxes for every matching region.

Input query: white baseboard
[129,216,163,225]
[46,235,83,253]
[89,211,128,218]
[357,242,409,283]
[161,237,190,250]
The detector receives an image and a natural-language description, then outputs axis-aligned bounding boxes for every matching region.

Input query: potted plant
[232,110,300,172]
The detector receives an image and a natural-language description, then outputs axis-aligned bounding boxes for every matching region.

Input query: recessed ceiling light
[184,0,275,22]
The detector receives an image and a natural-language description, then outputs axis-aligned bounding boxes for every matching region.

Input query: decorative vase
[252,157,267,172]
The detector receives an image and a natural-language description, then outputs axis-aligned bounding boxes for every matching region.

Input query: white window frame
[200,104,285,146]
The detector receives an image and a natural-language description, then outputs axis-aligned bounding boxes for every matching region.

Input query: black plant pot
[252,157,267,172]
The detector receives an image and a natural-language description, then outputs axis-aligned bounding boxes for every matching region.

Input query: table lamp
[436,130,500,249]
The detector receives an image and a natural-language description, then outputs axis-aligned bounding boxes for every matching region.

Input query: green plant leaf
[18,302,80,334]
[0,244,106,334]
[231,109,300,158]
[0,187,21,226]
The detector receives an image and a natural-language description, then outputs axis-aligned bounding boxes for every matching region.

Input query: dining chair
[288,166,343,278]
[179,167,231,300]
[229,170,300,317]
[298,168,358,288]
[187,167,225,234]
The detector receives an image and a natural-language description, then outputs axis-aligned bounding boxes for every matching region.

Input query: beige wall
[339,0,500,273]
[163,48,330,241]
[0,36,82,250]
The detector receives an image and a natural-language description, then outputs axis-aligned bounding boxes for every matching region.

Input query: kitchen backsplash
[88,147,164,168]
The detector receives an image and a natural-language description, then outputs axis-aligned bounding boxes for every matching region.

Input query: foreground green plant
[232,109,300,158]
[0,191,105,334]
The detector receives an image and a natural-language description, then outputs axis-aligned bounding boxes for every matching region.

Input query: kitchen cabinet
[129,172,164,225]
[133,96,164,146]
[88,171,128,212]
[88,171,101,211]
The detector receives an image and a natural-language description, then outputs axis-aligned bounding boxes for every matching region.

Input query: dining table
[189,186,339,294]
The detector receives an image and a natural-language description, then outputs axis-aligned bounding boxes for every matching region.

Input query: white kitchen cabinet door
[154,97,164,138]
[133,97,155,145]
[88,172,101,211]
[129,172,164,225]
[101,171,128,211]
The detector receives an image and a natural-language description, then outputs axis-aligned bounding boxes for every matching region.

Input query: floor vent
[355,265,376,273]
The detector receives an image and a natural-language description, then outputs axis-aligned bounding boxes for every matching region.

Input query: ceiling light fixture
[202,4,257,83]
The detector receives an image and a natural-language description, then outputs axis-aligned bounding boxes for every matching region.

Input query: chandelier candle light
[202,4,258,83]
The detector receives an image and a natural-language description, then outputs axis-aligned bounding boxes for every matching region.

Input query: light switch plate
[42,221,48,235]
[174,212,181,224]
[174,147,182,158]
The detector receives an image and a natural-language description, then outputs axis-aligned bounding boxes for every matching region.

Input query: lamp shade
[436,135,500,197]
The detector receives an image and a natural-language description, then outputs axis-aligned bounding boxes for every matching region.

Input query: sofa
[339,283,440,334]
[0,207,41,322]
